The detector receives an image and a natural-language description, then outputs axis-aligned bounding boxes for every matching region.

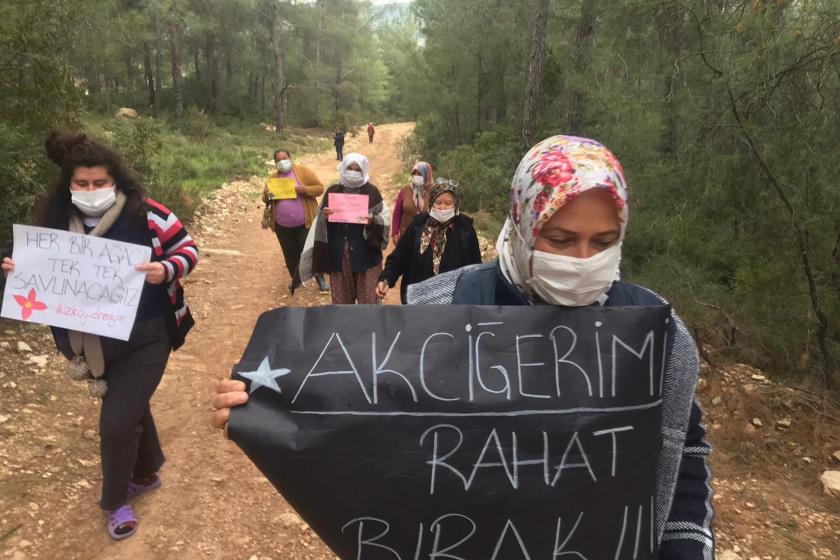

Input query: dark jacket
[334,131,345,147]
[314,183,386,274]
[381,213,481,303]
[446,261,714,560]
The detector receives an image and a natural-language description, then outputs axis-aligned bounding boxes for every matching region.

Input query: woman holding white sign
[3,131,199,541]
[211,136,713,559]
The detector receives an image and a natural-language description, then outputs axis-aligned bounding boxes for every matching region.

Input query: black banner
[229,304,670,560]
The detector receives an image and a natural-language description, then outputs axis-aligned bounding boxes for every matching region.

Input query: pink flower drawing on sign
[14,289,47,320]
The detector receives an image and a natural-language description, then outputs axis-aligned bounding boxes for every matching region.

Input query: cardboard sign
[1,224,152,340]
[267,177,298,200]
[328,193,369,224]
[229,304,671,559]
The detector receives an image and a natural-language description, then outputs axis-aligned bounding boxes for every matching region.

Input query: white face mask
[342,170,365,188]
[429,208,455,223]
[526,243,621,306]
[411,175,425,187]
[70,186,118,217]
[276,159,292,173]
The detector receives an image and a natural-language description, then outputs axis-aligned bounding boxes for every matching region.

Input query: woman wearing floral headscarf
[405,135,715,559]
[212,135,714,559]
[306,152,390,304]
[390,162,434,245]
[377,179,482,304]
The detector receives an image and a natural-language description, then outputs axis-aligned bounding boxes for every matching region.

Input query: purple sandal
[108,504,138,540]
[127,475,161,499]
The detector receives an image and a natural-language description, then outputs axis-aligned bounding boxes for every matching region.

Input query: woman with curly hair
[2,131,199,541]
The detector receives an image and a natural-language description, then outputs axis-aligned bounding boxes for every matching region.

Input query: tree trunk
[207,33,219,114]
[143,42,156,112]
[169,18,183,119]
[658,2,683,159]
[194,47,202,83]
[271,4,286,134]
[725,84,837,390]
[475,49,483,134]
[567,0,598,135]
[154,13,163,104]
[225,45,233,85]
[520,0,550,155]
[315,0,324,67]
[125,54,136,94]
[334,58,342,114]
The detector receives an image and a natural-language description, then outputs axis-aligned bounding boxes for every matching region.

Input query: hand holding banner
[229,304,671,559]
[1,224,152,340]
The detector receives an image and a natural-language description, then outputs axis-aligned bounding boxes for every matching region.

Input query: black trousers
[98,316,170,510]
[274,223,308,279]
[335,145,344,160]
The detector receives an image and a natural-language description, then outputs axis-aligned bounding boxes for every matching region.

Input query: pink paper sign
[328,193,370,224]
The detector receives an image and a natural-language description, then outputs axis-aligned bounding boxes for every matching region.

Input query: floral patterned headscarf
[497,135,629,298]
[420,179,461,274]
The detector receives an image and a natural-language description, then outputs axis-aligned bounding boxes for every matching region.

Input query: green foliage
[86,115,330,221]
[408,0,840,386]
[436,125,519,221]
[0,0,82,255]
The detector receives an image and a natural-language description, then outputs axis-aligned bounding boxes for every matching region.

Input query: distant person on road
[263,149,329,294]
[3,131,198,541]
[333,127,345,161]
[391,161,434,246]
[367,123,375,143]
[377,178,481,303]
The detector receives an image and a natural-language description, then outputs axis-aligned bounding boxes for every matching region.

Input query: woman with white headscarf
[308,152,390,304]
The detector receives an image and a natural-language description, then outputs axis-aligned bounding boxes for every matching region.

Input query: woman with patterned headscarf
[404,135,715,559]
[377,178,482,303]
[390,161,434,245]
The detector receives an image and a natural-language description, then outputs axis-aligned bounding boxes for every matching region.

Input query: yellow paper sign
[267,178,297,200]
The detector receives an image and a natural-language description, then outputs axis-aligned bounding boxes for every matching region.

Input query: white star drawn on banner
[237,357,290,395]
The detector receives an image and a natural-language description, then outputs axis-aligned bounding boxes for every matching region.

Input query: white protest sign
[1,224,152,341]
